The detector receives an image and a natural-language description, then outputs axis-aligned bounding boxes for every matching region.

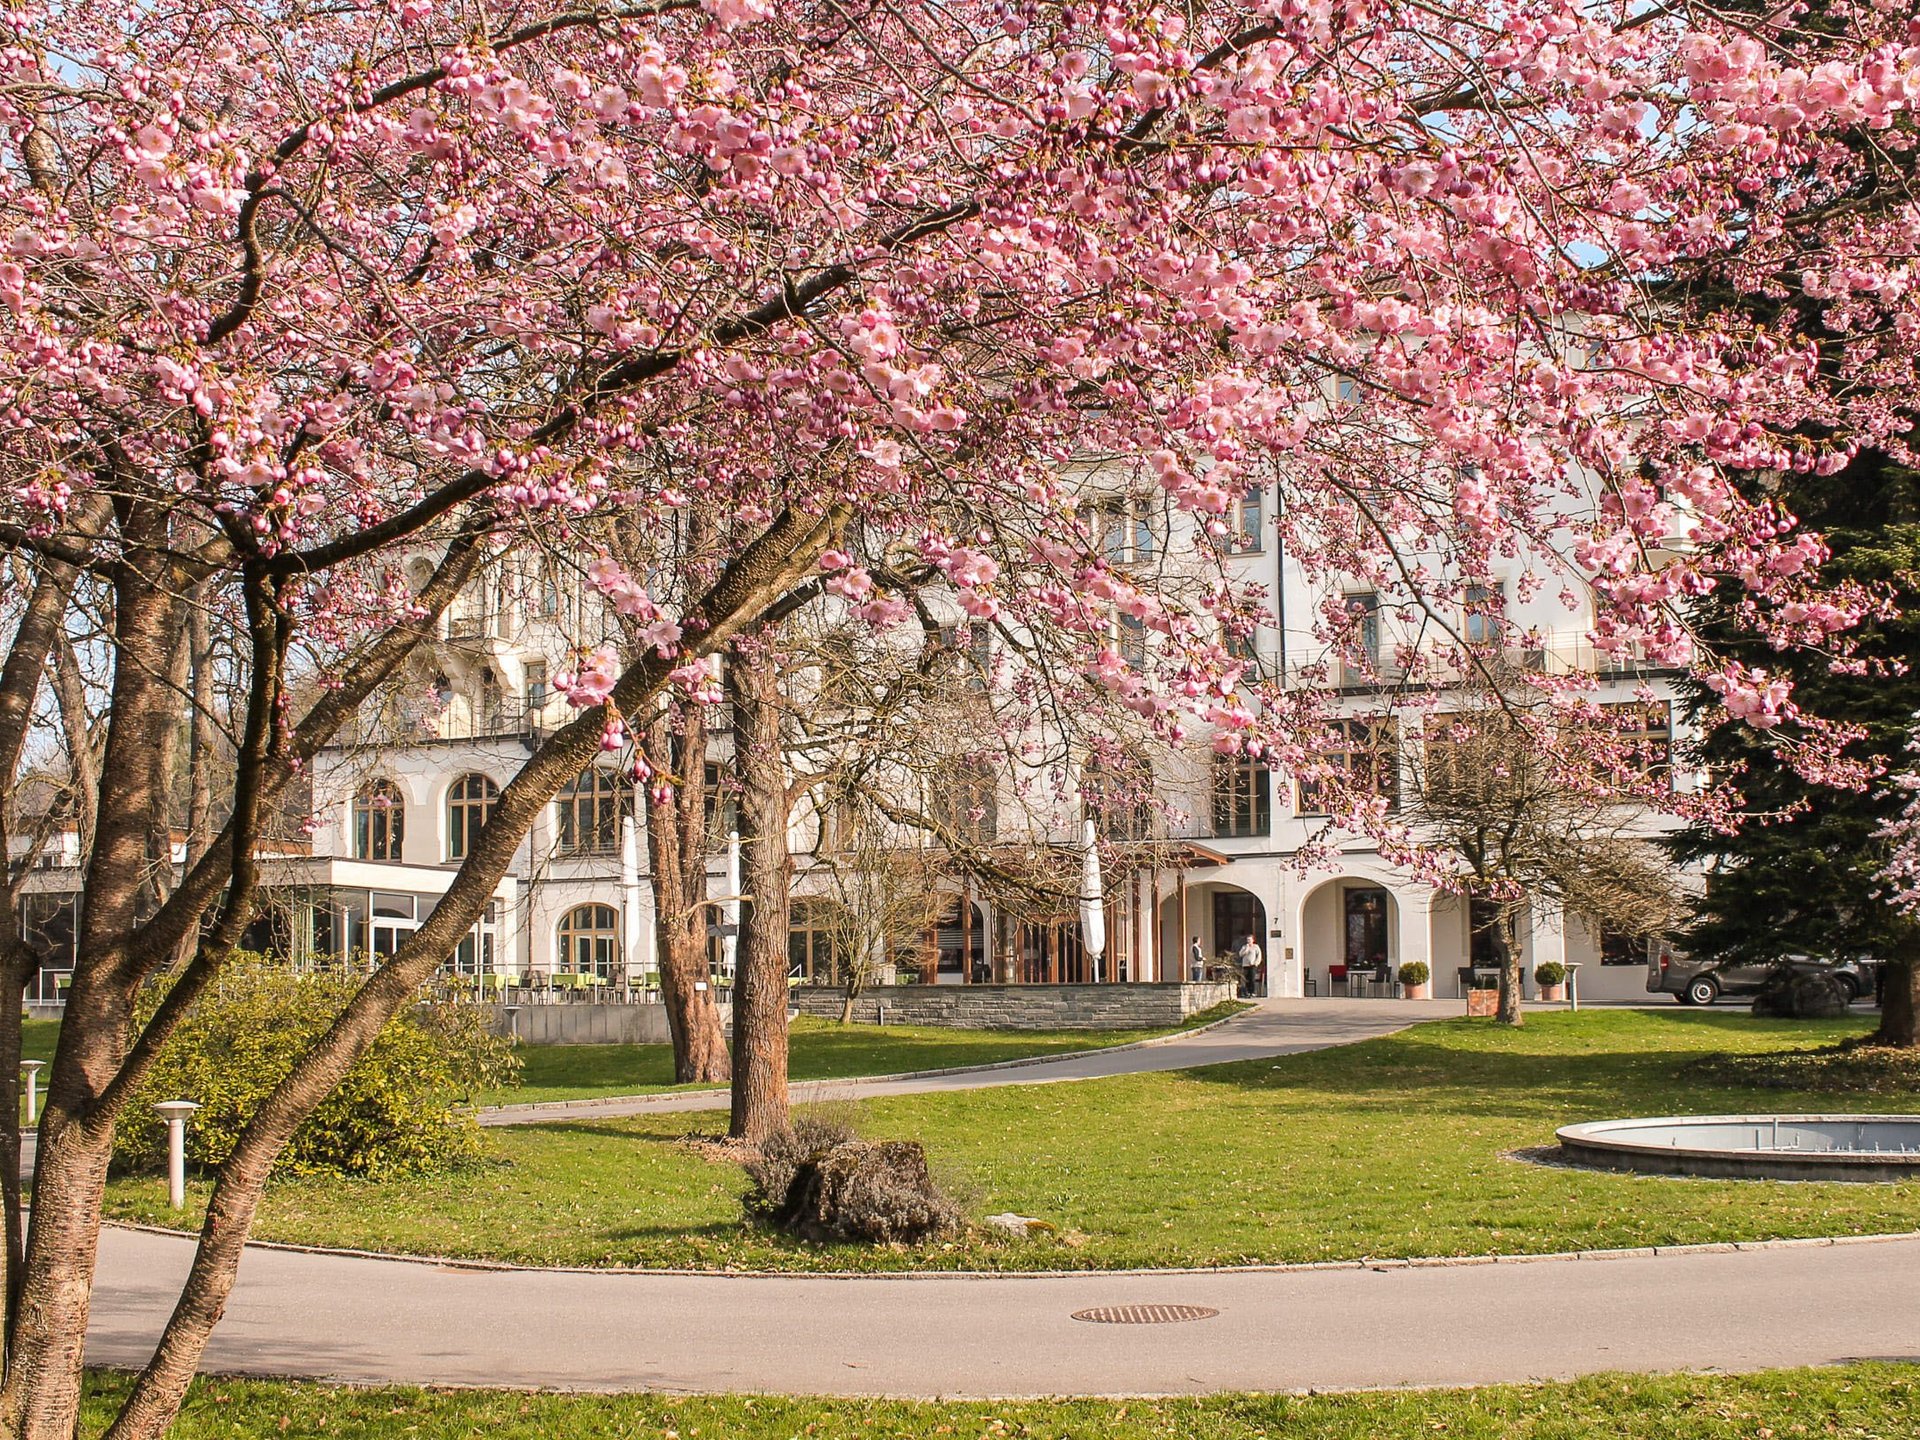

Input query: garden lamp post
[153,1100,199,1210]
[20,1060,43,1126]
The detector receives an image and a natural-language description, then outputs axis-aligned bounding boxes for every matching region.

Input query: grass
[78,1364,1920,1439]
[478,1003,1250,1106]
[1689,1038,1920,1094]
[22,1019,58,1064]
[100,1009,1920,1272]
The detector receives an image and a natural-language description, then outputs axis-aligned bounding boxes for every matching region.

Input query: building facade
[275,485,1686,1008]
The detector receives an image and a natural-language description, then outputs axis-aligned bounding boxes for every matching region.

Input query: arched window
[353,779,405,861]
[556,768,625,855]
[557,904,620,979]
[446,773,500,861]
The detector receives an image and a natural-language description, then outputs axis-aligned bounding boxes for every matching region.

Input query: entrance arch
[1297,878,1402,995]
[1157,882,1268,994]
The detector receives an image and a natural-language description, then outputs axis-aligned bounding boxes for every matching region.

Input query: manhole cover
[1070,1304,1218,1325]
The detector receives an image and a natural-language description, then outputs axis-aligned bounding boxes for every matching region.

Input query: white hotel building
[221,475,1685,1012]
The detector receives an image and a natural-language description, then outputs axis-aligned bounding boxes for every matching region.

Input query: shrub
[745,1116,961,1245]
[742,1113,857,1222]
[116,957,519,1179]
[1397,962,1430,986]
[1533,961,1567,986]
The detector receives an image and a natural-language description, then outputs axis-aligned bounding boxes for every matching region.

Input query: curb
[102,1221,1920,1282]
[477,1003,1258,1123]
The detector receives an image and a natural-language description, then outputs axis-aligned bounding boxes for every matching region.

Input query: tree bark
[1494,905,1524,1027]
[2,514,180,1440]
[100,507,837,1440]
[729,636,791,1143]
[642,703,731,1086]
[1874,928,1919,1048]
[184,589,219,871]
[0,536,90,1350]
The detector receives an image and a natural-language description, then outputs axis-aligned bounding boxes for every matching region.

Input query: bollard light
[20,1061,44,1127]
[152,1100,200,1210]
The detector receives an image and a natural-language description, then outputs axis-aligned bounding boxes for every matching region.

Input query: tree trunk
[1494,906,1524,1027]
[1,528,178,1440]
[184,590,218,871]
[0,533,92,1351]
[1875,929,1920,1048]
[729,637,791,1142]
[642,706,730,1085]
[101,508,836,1440]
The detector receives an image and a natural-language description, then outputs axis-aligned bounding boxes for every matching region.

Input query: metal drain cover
[1070,1303,1219,1325]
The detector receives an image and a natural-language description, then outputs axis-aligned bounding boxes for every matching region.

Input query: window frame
[1210,753,1272,837]
[1296,717,1400,817]
[446,772,500,862]
[555,768,626,856]
[556,903,620,979]
[352,778,406,861]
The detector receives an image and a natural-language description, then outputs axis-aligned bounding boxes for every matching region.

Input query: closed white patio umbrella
[1079,819,1106,983]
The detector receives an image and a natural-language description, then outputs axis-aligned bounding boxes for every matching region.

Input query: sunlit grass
[101,1009,1920,1272]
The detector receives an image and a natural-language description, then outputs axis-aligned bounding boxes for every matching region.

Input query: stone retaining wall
[785,982,1235,1030]
[483,1001,729,1045]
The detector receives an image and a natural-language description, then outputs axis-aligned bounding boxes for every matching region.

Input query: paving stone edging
[104,1219,1920,1282]
[477,1004,1259,1122]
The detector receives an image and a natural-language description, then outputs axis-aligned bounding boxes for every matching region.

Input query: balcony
[332,697,550,749]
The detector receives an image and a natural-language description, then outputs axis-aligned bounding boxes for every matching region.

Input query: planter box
[1466,988,1501,1018]
[1538,982,1567,1002]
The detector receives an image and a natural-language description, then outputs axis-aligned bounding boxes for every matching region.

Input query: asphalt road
[86,1228,1920,1396]
[481,997,1440,1124]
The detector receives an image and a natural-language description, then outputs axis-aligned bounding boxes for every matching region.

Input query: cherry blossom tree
[2,0,1918,1436]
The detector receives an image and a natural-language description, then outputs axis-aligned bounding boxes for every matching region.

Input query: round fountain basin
[1556,1115,1920,1182]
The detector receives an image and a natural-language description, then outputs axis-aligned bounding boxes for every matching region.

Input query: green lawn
[79,1364,1920,1440]
[22,1020,58,1064]
[478,1004,1248,1106]
[101,1010,1920,1272]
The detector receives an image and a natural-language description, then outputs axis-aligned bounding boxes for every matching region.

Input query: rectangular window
[1345,592,1380,665]
[1598,925,1648,966]
[1463,582,1504,645]
[556,771,625,856]
[1210,755,1271,837]
[704,761,740,838]
[524,660,548,712]
[1605,700,1673,789]
[1118,615,1147,668]
[1097,497,1157,564]
[1229,486,1265,554]
[932,759,999,844]
[1298,718,1400,816]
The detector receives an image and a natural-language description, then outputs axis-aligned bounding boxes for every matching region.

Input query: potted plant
[1397,961,1431,1000]
[1534,960,1568,1002]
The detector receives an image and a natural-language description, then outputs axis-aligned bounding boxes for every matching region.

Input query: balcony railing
[331,697,553,748]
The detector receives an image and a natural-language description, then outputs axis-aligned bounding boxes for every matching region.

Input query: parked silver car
[1646,947,1876,1006]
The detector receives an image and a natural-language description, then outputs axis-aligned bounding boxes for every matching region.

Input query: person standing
[1235,933,1265,997]
[1188,935,1206,983]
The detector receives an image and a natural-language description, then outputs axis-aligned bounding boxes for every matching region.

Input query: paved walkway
[482,997,1439,1124]
[86,1228,1920,1396]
